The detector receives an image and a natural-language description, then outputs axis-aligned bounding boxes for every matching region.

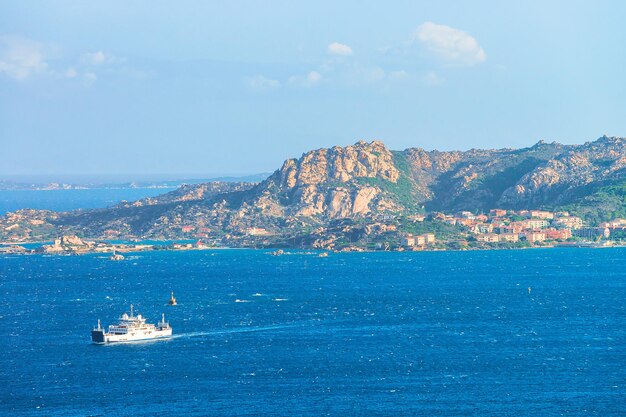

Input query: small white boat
[109,250,125,261]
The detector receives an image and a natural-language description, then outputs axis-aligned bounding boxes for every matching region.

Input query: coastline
[2,239,624,256]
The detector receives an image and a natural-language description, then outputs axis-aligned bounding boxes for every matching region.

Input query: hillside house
[477,234,500,243]
[574,227,610,240]
[523,232,546,243]
[545,229,572,240]
[530,210,555,219]
[499,233,519,242]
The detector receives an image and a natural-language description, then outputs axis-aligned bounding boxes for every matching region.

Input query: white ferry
[91,304,172,344]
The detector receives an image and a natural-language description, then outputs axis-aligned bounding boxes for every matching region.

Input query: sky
[1,1,625,179]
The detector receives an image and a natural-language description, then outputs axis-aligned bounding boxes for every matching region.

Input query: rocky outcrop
[275,141,399,189]
[352,186,378,214]
[254,140,402,219]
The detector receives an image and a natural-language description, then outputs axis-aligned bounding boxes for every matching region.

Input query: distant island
[1,136,625,253]
[0,173,270,191]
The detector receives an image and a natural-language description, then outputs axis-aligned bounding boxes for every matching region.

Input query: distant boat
[168,291,177,306]
[318,252,329,257]
[272,249,284,256]
[109,250,124,261]
[91,304,172,344]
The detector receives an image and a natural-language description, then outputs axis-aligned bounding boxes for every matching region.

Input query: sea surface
[1,248,625,416]
[0,188,176,215]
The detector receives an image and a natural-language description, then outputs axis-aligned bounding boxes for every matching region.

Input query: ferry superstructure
[91,304,172,344]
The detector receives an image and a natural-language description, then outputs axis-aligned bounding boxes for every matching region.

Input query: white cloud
[81,51,119,65]
[288,71,322,88]
[66,68,107,85]
[0,36,49,80]
[245,75,280,91]
[65,68,97,84]
[0,37,143,85]
[413,22,486,66]
[327,42,353,56]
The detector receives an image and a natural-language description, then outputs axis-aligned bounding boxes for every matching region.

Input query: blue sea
[0,188,176,215]
[1,249,625,416]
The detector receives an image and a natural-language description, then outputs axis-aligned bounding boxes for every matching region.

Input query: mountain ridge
[1,135,625,246]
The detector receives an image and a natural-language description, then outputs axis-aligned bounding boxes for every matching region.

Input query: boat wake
[171,322,306,340]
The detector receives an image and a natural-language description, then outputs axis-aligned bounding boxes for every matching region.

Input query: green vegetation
[445,240,469,250]
[324,181,348,189]
[354,176,416,211]
[561,180,626,225]
[474,157,543,207]
[610,229,626,240]
[353,151,419,211]
[434,157,544,211]
[396,217,465,240]
[391,151,411,176]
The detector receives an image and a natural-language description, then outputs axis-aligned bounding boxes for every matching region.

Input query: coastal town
[398,209,625,250]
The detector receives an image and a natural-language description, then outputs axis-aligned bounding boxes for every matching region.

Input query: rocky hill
[1,136,625,245]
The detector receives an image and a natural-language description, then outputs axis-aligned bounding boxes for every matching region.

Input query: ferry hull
[91,329,106,343]
[91,328,172,344]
